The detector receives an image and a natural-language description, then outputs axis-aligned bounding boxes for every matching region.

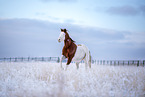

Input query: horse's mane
[70,38,75,43]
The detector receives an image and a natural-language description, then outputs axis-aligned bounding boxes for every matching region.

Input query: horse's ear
[61,28,63,32]
[64,29,67,32]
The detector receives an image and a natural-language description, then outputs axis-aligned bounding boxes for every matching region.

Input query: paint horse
[58,29,91,70]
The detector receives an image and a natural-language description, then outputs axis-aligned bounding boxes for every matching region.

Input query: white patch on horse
[72,45,85,63]
[58,32,65,42]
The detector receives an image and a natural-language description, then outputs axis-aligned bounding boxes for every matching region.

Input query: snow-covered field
[0,62,145,97]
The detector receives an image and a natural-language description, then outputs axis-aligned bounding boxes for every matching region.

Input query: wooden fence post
[4,58,6,62]
[57,57,60,63]
[110,61,112,65]
[114,61,116,66]
[143,60,145,67]
[100,60,102,65]
[103,60,105,65]
[137,60,139,67]
[10,57,11,62]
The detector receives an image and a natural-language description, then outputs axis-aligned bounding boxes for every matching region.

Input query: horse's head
[58,29,67,43]
[58,28,75,43]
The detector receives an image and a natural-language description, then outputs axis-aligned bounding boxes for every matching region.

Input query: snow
[0,62,145,97]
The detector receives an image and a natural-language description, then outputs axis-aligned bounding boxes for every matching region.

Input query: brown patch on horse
[61,29,77,65]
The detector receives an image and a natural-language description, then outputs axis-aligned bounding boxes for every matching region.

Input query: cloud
[0,18,145,59]
[106,5,139,16]
[70,27,127,46]
[0,19,61,57]
[140,5,145,15]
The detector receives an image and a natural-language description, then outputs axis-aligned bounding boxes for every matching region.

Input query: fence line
[0,57,144,67]
[0,57,60,63]
[92,60,145,67]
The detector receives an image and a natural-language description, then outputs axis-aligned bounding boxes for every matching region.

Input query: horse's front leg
[65,57,72,71]
[67,57,72,65]
[60,55,66,69]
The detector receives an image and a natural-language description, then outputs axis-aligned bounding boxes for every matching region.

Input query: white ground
[0,62,145,97]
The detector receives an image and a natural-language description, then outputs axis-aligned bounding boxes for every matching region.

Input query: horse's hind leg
[84,58,88,69]
[76,62,79,69]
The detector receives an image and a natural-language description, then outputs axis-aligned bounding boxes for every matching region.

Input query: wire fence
[0,57,144,67]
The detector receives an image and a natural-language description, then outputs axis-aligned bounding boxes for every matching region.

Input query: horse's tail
[82,44,91,68]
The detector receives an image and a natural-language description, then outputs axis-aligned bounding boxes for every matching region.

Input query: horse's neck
[64,38,71,48]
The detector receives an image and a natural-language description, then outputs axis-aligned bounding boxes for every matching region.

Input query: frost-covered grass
[0,62,145,97]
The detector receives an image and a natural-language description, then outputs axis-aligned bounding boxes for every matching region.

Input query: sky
[0,0,145,60]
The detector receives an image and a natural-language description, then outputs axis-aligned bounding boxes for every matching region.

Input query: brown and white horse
[58,29,91,70]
